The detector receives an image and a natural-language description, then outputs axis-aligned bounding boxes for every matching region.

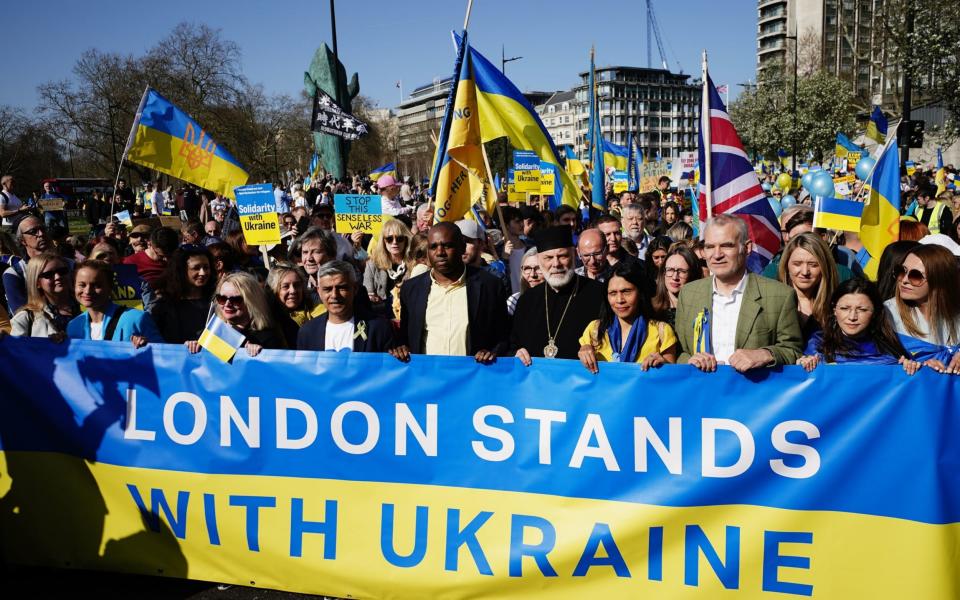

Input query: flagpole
[480,144,509,240]
[701,51,713,219]
[463,0,474,30]
[852,119,901,205]
[110,86,150,220]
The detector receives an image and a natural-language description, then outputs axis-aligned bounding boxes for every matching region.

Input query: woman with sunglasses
[578,260,677,373]
[185,271,285,356]
[778,233,839,344]
[651,245,703,327]
[507,247,544,316]
[150,246,217,344]
[10,252,79,337]
[66,260,162,347]
[798,278,921,373]
[363,219,414,316]
[884,244,960,374]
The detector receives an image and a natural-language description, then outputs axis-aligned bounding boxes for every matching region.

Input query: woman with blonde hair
[185,271,285,356]
[11,252,79,337]
[363,218,414,316]
[778,232,839,344]
[267,262,324,326]
[884,244,960,373]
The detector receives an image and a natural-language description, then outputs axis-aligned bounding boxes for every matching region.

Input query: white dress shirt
[711,273,749,363]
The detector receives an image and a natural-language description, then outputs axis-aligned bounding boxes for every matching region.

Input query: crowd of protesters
[0,159,958,376]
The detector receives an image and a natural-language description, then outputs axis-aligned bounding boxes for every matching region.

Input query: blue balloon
[767,196,782,217]
[801,171,816,190]
[761,182,772,192]
[809,171,835,199]
[855,156,877,181]
[780,194,797,209]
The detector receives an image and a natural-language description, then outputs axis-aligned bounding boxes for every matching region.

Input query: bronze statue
[304,43,360,179]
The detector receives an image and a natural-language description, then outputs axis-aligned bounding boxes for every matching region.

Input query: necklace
[544,277,578,358]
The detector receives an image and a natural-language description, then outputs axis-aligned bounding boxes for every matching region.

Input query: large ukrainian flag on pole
[602,140,629,172]
[124,88,249,199]
[588,47,605,210]
[453,33,579,210]
[430,31,496,222]
[859,135,901,280]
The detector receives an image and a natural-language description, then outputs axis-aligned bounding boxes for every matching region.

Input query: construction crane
[646,0,683,72]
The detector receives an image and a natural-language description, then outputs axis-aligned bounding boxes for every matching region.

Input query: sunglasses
[215,294,245,306]
[895,265,926,286]
[383,236,406,243]
[39,266,69,280]
[129,232,147,239]
[22,226,46,237]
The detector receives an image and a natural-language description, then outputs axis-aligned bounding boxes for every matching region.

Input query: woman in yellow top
[578,260,678,373]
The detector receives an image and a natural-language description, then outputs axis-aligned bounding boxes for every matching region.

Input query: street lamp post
[785,35,798,174]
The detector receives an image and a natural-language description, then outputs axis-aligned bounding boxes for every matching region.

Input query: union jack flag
[698,74,780,272]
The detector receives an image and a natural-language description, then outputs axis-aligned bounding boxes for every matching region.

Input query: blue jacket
[67,302,164,342]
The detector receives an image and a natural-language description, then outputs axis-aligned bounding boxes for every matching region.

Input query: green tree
[729,68,857,163]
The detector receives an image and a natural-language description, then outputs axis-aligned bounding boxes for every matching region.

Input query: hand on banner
[899,356,922,375]
[923,352,960,375]
[797,355,820,372]
[578,345,599,374]
[515,347,532,367]
[640,352,666,371]
[185,340,201,354]
[130,335,148,349]
[47,331,65,344]
[728,348,774,372]
[688,352,717,372]
[389,345,412,363]
[474,349,497,364]
[245,343,263,357]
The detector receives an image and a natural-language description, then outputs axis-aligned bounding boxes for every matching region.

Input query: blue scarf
[607,316,647,363]
[804,331,900,365]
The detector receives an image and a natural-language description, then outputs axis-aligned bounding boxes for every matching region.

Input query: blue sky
[2,0,757,112]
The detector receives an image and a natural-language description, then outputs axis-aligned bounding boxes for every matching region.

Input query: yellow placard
[507,184,526,203]
[833,175,855,185]
[335,212,383,236]
[515,170,541,193]
[158,216,182,228]
[539,172,555,195]
[239,212,282,245]
[613,178,628,194]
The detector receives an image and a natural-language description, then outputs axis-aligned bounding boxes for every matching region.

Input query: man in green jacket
[675,214,803,372]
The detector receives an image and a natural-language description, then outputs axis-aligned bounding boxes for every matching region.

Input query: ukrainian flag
[835,133,863,159]
[602,139,629,172]
[563,145,584,177]
[935,147,947,197]
[453,32,579,211]
[866,106,888,145]
[124,88,249,200]
[813,196,865,232]
[370,163,397,183]
[198,314,246,363]
[859,136,901,279]
[430,31,496,222]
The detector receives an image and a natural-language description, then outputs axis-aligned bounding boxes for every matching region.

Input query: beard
[624,228,643,242]
[544,268,575,288]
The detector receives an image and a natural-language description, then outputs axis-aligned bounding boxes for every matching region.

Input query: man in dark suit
[390,222,509,364]
[297,260,396,352]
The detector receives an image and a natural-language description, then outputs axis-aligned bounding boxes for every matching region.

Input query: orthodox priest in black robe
[511,226,604,360]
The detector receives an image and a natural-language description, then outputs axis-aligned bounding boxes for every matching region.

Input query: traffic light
[900,120,925,148]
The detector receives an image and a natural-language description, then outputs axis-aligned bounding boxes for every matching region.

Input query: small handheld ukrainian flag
[693,309,711,354]
[813,197,865,232]
[198,314,246,363]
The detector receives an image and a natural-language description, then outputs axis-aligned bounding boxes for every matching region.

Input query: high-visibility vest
[916,202,946,234]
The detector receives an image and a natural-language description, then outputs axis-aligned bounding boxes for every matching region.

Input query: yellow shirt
[579,319,677,363]
[423,268,470,356]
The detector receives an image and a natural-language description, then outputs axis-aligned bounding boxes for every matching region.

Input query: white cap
[919,234,960,257]
[455,219,483,240]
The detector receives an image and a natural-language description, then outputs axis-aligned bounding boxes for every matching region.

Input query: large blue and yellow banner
[124,88,249,200]
[0,337,958,598]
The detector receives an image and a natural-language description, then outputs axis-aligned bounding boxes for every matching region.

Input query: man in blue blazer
[390,222,509,364]
[296,261,396,353]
